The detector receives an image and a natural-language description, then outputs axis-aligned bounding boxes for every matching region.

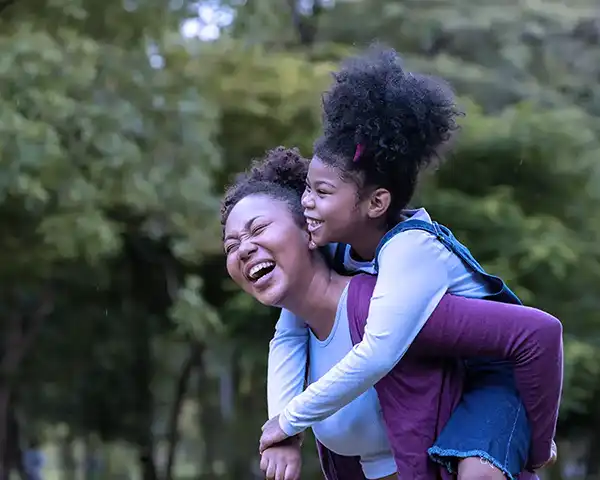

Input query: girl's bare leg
[457,457,506,480]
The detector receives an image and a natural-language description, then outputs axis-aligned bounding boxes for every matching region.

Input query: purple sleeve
[409,294,563,469]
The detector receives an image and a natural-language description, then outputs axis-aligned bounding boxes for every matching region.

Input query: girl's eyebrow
[314,180,336,188]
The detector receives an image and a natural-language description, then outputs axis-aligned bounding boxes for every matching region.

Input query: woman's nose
[238,238,257,261]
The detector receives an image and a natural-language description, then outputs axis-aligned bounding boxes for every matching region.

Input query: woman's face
[301,156,369,247]
[224,194,312,307]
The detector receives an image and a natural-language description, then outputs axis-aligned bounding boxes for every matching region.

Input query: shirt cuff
[279,410,303,437]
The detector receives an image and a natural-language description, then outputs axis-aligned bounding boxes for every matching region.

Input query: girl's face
[224,194,312,307]
[301,157,370,247]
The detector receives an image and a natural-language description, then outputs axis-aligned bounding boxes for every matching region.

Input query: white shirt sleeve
[267,308,309,419]
[279,230,450,436]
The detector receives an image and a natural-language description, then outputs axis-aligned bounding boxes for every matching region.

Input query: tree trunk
[83,435,103,480]
[586,428,600,479]
[164,342,202,480]
[0,291,53,479]
[0,387,10,480]
[132,308,158,480]
[59,430,77,480]
[5,401,25,480]
[198,353,221,479]
[287,0,324,47]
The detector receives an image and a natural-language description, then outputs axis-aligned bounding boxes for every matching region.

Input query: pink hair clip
[353,144,364,162]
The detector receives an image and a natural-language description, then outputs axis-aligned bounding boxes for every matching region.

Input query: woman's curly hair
[314,44,462,219]
[221,146,309,227]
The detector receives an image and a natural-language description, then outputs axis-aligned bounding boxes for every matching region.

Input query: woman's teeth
[307,219,323,229]
[249,261,275,280]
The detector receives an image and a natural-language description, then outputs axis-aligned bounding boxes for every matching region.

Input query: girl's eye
[316,189,329,195]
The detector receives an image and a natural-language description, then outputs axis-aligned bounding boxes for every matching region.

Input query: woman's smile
[244,259,278,291]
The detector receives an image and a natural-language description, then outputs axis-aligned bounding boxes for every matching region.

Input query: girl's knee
[457,457,507,480]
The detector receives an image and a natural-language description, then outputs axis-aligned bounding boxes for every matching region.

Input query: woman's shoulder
[345,274,377,335]
[347,274,377,305]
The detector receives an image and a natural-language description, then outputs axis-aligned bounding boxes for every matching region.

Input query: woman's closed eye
[224,223,269,255]
[224,242,238,255]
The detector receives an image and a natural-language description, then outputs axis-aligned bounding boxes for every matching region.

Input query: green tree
[0,0,222,476]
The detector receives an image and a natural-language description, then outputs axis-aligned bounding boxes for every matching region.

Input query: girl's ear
[367,188,391,219]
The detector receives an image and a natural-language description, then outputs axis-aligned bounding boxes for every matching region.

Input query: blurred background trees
[0,0,599,478]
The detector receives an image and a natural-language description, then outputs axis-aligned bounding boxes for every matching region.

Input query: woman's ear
[367,188,391,219]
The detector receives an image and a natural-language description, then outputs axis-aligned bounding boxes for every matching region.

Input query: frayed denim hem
[428,446,517,480]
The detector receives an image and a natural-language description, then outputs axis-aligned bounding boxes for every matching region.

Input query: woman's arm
[413,294,563,469]
[267,309,309,419]
[279,231,450,436]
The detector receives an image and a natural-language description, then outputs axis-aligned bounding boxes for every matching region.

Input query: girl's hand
[546,440,558,467]
[260,415,290,453]
[260,440,302,480]
[532,440,558,470]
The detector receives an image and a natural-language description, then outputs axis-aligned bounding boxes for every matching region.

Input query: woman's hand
[260,440,302,480]
[260,415,291,453]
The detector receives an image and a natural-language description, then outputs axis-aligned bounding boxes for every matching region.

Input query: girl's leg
[458,457,506,480]
[427,365,531,480]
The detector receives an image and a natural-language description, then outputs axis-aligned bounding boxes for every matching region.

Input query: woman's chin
[250,271,289,307]
[254,284,288,307]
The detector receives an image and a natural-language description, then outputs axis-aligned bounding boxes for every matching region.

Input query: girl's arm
[279,231,449,435]
[267,309,309,419]
[411,294,563,469]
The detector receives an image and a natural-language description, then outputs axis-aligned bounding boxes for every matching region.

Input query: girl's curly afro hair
[221,147,309,228]
[314,44,462,220]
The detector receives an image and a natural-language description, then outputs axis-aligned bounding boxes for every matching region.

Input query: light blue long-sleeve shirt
[266,208,493,436]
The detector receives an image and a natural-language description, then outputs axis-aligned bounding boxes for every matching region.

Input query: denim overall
[333,218,531,479]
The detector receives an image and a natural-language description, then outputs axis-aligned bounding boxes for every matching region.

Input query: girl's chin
[312,227,336,247]
[310,234,328,248]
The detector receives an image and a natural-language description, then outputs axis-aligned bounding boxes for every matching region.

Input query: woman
[221,149,562,480]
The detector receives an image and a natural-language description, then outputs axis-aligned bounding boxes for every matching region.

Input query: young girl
[262,46,559,479]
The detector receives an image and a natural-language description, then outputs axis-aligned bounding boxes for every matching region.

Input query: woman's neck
[281,256,350,340]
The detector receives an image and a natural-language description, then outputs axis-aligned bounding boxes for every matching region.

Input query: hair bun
[247,146,308,196]
[221,147,309,226]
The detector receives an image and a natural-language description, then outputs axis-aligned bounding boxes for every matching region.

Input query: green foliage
[2,0,600,477]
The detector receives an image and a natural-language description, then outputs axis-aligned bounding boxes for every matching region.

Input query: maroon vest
[314,274,538,480]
